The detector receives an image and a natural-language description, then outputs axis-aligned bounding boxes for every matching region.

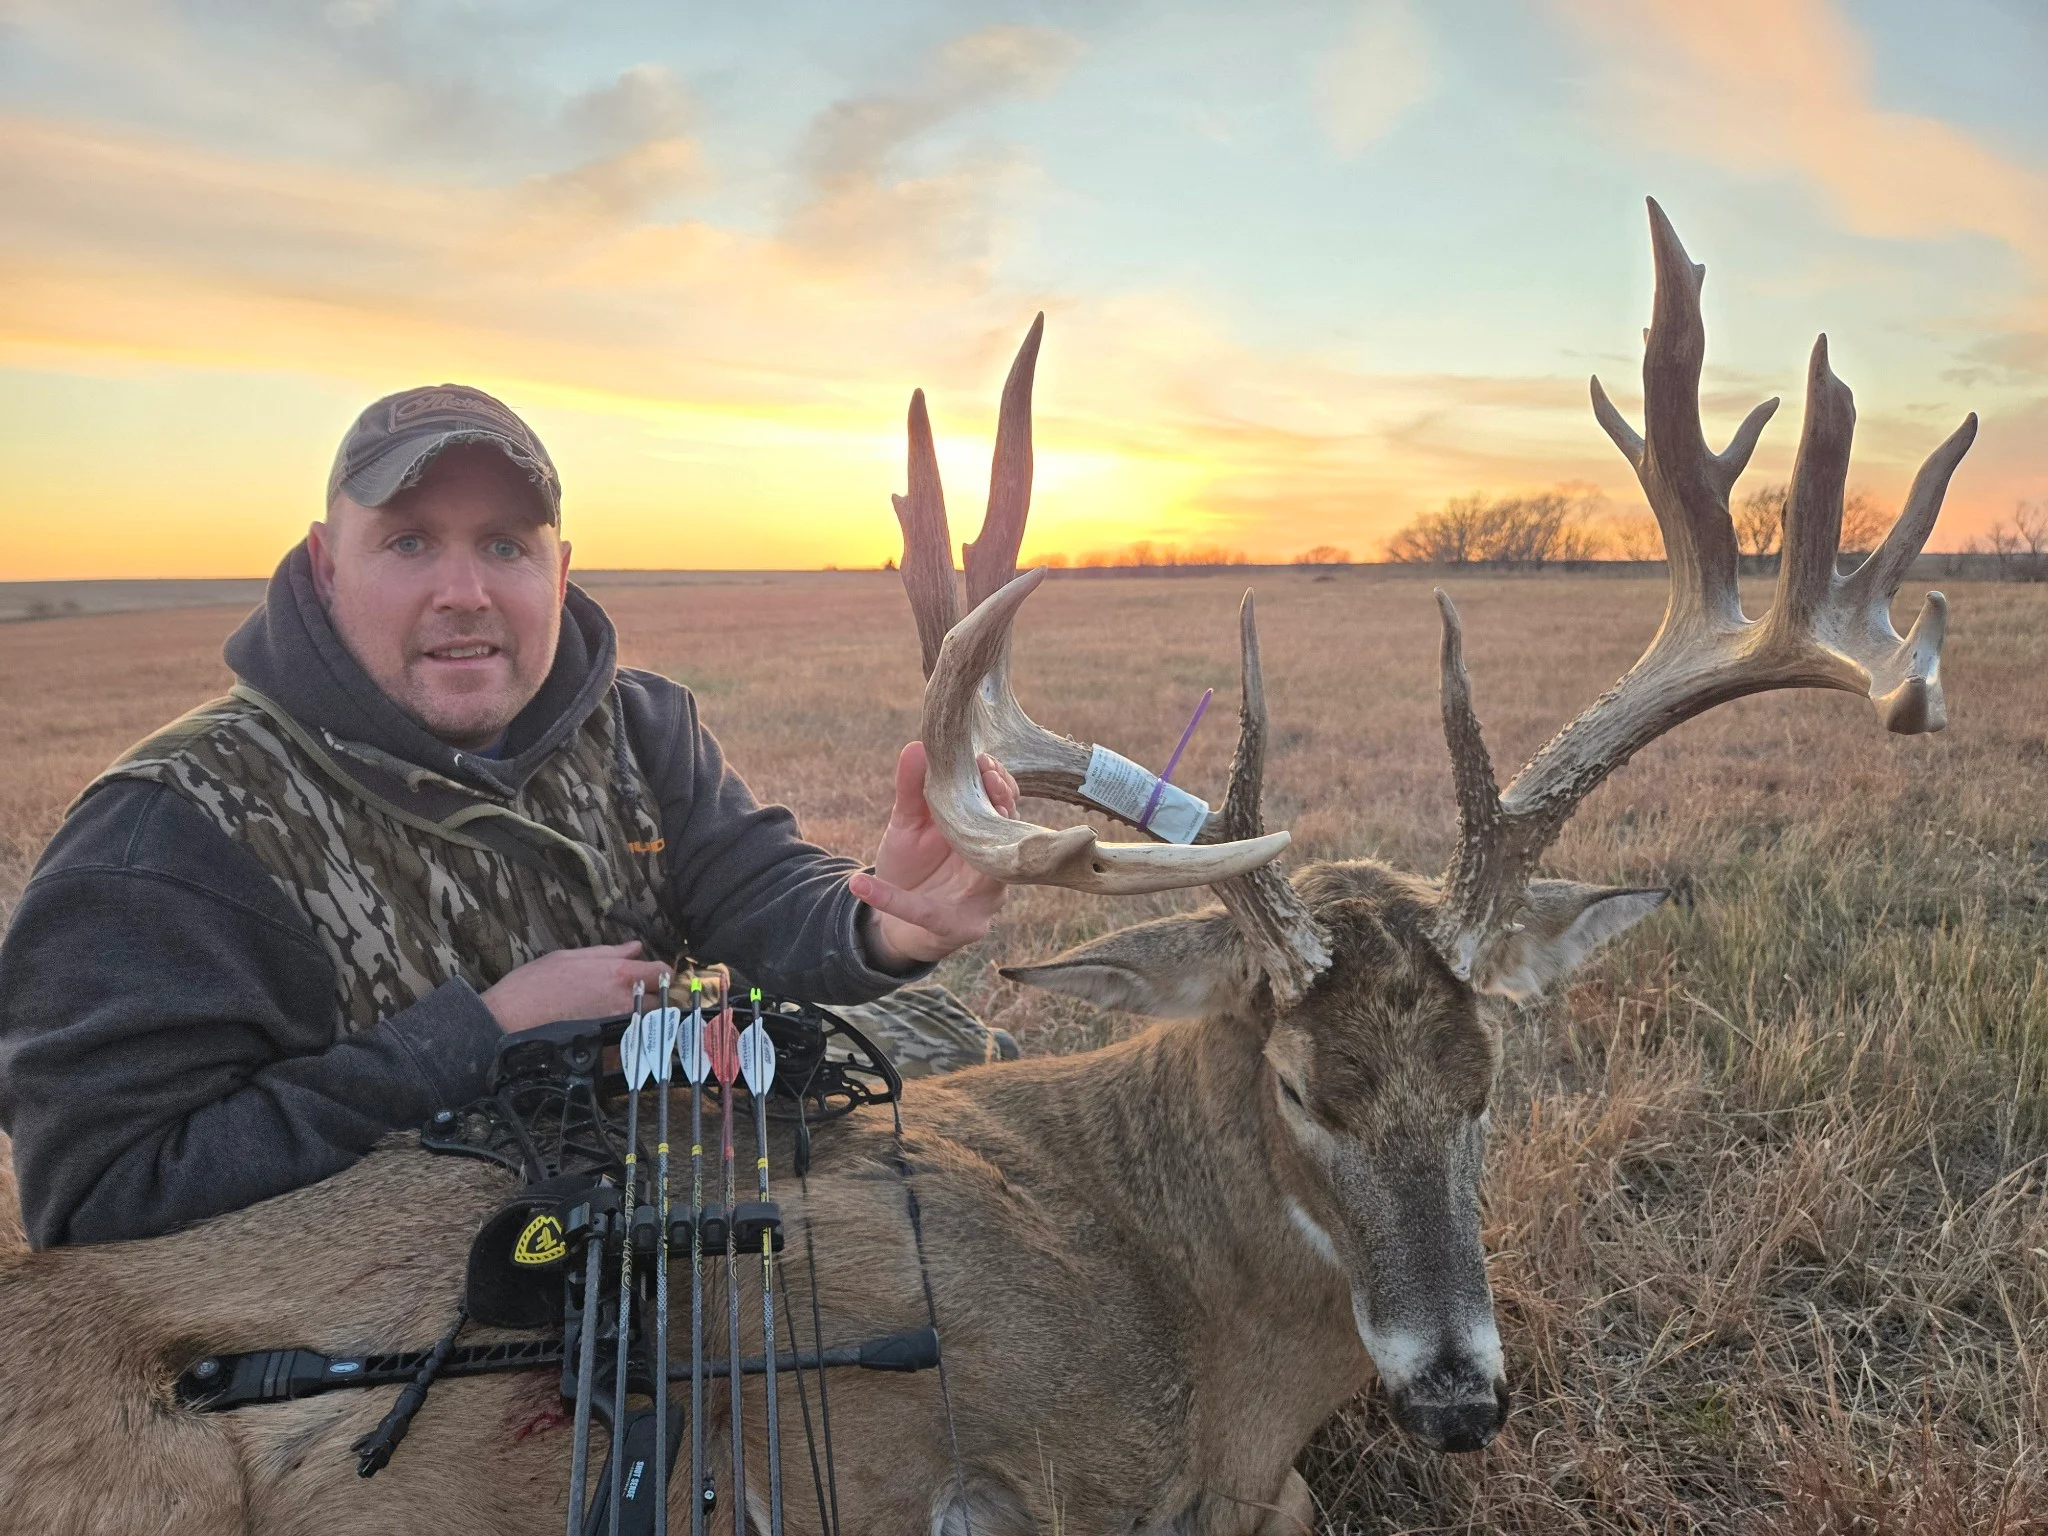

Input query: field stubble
[2,567,2046,1532]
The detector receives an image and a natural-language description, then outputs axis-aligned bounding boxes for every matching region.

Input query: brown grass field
[3,567,2047,1532]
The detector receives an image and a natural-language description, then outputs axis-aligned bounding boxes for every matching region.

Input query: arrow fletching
[679,1004,709,1086]
[621,1013,652,1090]
[651,1005,682,1084]
[738,1022,775,1097]
[707,1003,740,1088]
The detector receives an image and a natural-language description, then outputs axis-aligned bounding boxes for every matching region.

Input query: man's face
[309,443,571,751]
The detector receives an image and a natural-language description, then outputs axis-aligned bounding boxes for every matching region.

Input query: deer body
[0,878,1485,1535]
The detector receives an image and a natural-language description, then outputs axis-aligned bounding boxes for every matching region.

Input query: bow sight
[176,981,933,1536]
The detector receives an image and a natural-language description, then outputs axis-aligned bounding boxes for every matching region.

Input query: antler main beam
[1433,197,1977,979]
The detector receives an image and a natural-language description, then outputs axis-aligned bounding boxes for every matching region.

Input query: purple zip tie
[1138,688,1214,832]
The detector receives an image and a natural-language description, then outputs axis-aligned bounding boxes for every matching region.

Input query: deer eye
[1279,1079,1306,1109]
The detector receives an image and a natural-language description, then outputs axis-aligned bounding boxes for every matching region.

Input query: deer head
[888,202,1973,1453]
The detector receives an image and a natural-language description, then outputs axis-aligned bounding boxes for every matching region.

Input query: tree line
[1969,502,2048,581]
[1382,491,1617,565]
[878,492,2044,576]
[1381,484,1910,566]
[1031,541,1357,568]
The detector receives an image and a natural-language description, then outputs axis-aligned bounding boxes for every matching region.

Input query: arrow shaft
[566,1229,605,1536]
[654,984,675,1536]
[609,1084,639,1536]
[1138,687,1212,831]
[688,1038,707,1536]
[752,1083,784,1536]
[720,1073,745,1536]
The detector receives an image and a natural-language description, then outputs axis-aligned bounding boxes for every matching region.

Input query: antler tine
[1433,589,1502,852]
[893,390,962,680]
[963,313,1044,608]
[1773,335,1855,634]
[1217,590,1273,841]
[1844,412,1979,613]
[922,569,1292,895]
[1434,197,1976,980]
[1431,590,1515,980]
[1212,591,1331,1007]
[956,313,1046,835]
[1609,196,1754,634]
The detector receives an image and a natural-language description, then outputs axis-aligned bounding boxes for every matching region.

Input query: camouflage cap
[327,384,561,523]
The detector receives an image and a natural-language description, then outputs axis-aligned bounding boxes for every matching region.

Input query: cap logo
[387,389,530,438]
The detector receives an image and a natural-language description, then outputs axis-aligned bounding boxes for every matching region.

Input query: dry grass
[4,567,2047,1531]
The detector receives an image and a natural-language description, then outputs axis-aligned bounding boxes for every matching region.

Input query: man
[0,384,1018,1249]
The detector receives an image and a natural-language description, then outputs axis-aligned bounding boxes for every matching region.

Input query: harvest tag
[1078,745,1210,845]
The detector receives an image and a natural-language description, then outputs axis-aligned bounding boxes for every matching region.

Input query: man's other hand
[478,941,672,1033]
[851,742,1019,970]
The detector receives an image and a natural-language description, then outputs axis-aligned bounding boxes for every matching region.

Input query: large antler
[892,316,1247,843]
[894,318,1326,1003]
[1433,197,1978,981]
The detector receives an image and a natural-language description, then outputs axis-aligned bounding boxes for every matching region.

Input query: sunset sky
[3,0,2044,579]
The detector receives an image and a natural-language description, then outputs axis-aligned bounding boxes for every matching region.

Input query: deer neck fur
[929,1001,1372,1459]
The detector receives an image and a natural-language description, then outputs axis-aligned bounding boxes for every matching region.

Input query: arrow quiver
[429,990,900,1534]
[173,990,932,1536]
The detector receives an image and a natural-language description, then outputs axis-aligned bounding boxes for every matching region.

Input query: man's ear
[1469,881,1667,1001]
[1001,909,1253,1018]
[556,536,572,603]
[307,519,336,604]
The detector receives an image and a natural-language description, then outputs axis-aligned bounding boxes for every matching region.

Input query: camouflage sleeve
[0,781,503,1248]
[616,669,934,1003]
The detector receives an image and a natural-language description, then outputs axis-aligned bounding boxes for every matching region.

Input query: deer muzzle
[1355,1304,1509,1453]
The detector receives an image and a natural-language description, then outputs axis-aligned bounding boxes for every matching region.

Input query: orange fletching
[706,1003,740,1086]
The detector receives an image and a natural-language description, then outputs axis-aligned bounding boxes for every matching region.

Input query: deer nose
[1388,1376,1509,1454]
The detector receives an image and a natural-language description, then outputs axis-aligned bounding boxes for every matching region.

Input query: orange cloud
[1551,0,2048,541]
[1561,0,2048,279]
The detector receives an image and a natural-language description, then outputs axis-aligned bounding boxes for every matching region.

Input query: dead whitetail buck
[0,200,1975,1536]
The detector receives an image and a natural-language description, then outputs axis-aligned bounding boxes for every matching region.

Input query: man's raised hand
[851,742,1018,969]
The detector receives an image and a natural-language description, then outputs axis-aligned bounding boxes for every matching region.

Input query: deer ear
[1001,910,1254,1018]
[1470,882,1667,1000]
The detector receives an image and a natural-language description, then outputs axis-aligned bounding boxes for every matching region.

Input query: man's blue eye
[393,535,424,554]
[490,539,522,559]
